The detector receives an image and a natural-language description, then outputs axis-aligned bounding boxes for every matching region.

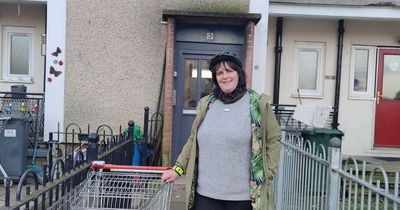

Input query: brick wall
[162,18,175,166]
[244,20,255,88]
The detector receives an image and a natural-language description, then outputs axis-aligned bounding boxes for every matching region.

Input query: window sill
[182,109,197,115]
[348,96,375,101]
[291,93,324,99]
[349,92,375,100]
[0,79,33,84]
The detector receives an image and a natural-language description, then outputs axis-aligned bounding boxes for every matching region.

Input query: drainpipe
[273,17,283,104]
[333,19,344,129]
[43,5,47,92]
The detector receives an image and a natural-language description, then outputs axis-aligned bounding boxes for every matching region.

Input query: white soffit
[269,3,400,20]
[0,0,47,3]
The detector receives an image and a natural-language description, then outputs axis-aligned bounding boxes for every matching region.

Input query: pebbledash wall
[64,0,249,132]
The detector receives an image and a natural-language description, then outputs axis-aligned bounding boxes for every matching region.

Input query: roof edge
[269,1,400,9]
[162,10,261,24]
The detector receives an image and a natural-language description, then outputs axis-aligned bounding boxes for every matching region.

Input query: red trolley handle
[91,163,171,172]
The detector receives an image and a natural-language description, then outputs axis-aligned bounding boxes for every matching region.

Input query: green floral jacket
[175,90,282,210]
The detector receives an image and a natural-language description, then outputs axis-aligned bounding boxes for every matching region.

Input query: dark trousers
[194,193,252,210]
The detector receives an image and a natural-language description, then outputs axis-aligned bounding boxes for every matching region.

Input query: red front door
[374,49,400,147]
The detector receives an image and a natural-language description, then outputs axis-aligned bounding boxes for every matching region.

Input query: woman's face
[216,62,239,94]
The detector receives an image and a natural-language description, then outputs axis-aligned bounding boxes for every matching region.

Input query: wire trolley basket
[51,164,173,210]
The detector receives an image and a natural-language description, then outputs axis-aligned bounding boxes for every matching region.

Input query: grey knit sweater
[196,93,252,201]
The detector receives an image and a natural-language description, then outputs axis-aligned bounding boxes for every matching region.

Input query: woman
[162,51,282,210]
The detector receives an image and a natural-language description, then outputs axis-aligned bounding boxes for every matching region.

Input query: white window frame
[349,45,376,99]
[2,26,35,83]
[292,42,325,98]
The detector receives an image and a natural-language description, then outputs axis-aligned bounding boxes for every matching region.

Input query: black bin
[11,85,27,98]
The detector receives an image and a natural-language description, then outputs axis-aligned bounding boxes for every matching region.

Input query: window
[349,45,376,99]
[292,42,325,97]
[183,59,213,109]
[2,26,34,82]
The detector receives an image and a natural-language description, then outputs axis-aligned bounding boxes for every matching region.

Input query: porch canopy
[162,10,261,25]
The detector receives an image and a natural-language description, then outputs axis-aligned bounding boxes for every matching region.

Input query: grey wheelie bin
[0,116,31,181]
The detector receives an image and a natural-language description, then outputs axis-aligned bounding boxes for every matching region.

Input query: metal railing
[275,131,400,210]
[0,163,12,207]
[0,92,44,147]
[0,121,136,210]
[0,164,9,182]
[272,104,337,131]
[143,108,163,166]
[338,158,400,210]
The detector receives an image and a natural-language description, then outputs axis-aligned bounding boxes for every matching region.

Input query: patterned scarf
[214,87,247,104]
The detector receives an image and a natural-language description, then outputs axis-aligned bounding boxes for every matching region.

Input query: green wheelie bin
[300,127,343,192]
[301,127,344,149]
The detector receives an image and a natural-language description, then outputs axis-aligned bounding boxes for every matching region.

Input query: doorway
[171,43,242,163]
[374,48,400,147]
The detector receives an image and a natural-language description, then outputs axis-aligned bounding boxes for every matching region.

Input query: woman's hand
[161,169,179,183]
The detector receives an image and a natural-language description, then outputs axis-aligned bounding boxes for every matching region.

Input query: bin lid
[0,116,32,121]
[302,127,344,136]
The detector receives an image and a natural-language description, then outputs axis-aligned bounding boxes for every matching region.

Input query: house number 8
[206,32,214,40]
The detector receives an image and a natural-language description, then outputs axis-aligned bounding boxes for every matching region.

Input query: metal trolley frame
[49,164,173,210]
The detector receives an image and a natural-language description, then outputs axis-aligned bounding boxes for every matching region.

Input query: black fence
[1,121,135,210]
[271,104,338,131]
[0,104,164,210]
[141,108,163,166]
[0,91,45,152]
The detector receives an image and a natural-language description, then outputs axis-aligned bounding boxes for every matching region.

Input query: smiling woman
[162,50,282,210]
[215,63,239,94]
[209,51,247,104]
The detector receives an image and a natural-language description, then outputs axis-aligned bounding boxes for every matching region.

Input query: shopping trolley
[50,163,173,210]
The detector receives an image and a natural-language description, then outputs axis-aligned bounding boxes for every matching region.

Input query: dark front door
[171,43,241,163]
